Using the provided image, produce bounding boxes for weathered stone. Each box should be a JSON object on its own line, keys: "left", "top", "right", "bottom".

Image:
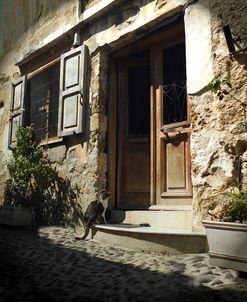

{"left": 90, "top": 113, "right": 107, "bottom": 132}
{"left": 190, "top": 0, "right": 247, "bottom": 230}
{"left": 48, "top": 145, "right": 66, "bottom": 163}
{"left": 224, "top": 271, "right": 234, "bottom": 280}
{"left": 197, "top": 274, "right": 212, "bottom": 284}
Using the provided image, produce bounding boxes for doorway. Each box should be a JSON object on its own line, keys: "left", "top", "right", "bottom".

{"left": 109, "top": 22, "right": 192, "bottom": 210}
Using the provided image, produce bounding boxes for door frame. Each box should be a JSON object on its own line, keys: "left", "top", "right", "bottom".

{"left": 107, "top": 19, "right": 189, "bottom": 210}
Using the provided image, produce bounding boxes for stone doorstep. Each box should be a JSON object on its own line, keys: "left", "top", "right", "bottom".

{"left": 91, "top": 224, "right": 208, "bottom": 255}
{"left": 93, "top": 224, "right": 206, "bottom": 236}
{"left": 111, "top": 209, "right": 192, "bottom": 230}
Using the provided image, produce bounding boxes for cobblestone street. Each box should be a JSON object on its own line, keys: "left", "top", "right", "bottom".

{"left": 0, "top": 226, "right": 246, "bottom": 302}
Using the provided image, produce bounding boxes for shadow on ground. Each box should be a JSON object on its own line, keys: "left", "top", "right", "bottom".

{"left": 0, "top": 226, "right": 246, "bottom": 302}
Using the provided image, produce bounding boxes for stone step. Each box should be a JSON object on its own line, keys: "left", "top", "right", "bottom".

{"left": 111, "top": 208, "right": 192, "bottom": 230}
{"left": 91, "top": 223, "right": 208, "bottom": 255}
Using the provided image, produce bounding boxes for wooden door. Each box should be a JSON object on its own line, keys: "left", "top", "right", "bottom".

{"left": 117, "top": 51, "right": 151, "bottom": 209}
{"left": 154, "top": 40, "right": 192, "bottom": 206}
{"left": 114, "top": 30, "right": 192, "bottom": 209}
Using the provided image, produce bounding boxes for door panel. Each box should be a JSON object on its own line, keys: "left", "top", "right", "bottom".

{"left": 155, "top": 40, "right": 192, "bottom": 205}
{"left": 167, "top": 139, "right": 186, "bottom": 190}
{"left": 117, "top": 51, "right": 151, "bottom": 209}
{"left": 161, "top": 133, "right": 191, "bottom": 195}
{"left": 126, "top": 142, "right": 150, "bottom": 193}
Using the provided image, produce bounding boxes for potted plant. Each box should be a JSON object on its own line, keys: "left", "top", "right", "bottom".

{"left": 202, "top": 192, "right": 247, "bottom": 272}
{"left": 202, "top": 78, "right": 247, "bottom": 272}
{"left": 0, "top": 126, "right": 59, "bottom": 226}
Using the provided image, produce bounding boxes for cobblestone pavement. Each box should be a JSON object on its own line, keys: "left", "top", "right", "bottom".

{"left": 0, "top": 226, "right": 246, "bottom": 302}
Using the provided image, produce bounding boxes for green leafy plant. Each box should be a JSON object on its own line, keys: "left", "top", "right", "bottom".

{"left": 4, "top": 126, "right": 84, "bottom": 226}
{"left": 4, "top": 126, "right": 58, "bottom": 208}
{"left": 224, "top": 193, "right": 247, "bottom": 223}
{"left": 209, "top": 193, "right": 247, "bottom": 223}
{"left": 208, "top": 78, "right": 232, "bottom": 100}
{"left": 209, "top": 78, "right": 247, "bottom": 130}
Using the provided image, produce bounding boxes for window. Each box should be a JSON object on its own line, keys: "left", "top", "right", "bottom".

{"left": 8, "top": 45, "right": 88, "bottom": 147}
{"left": 127, "top": 52, "right": 150, "bottom": 136}
{"left": 27, "top": 62, "right": 60, "bottom": 142}
{"left": 163, "top": 41, "right": 187, "bottom": 125}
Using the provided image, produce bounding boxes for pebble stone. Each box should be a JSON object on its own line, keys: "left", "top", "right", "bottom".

{"left": 0, "top": 226, "right": 246, "bottom": 302}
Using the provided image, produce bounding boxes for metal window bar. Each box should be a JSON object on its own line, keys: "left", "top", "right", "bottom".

{"left": 29, "top": 65, "right": 60, "bottom": 141}
{"left": 163, "top": 81, "right": 187, "bottom": 124}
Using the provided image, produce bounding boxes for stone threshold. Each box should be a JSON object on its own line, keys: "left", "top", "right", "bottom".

{"left": 93, "top": 224, "right": 206, "bottom": 236}
{"left": 91, "top": 223, "right": 208, "bottom": 254}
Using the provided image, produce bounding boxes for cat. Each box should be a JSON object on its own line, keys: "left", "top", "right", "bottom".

{"left": 84, "top": 200, "right": 105, "bottom": 226}
{"left": 75, "top": 190, "right": 110, "bottom": 240}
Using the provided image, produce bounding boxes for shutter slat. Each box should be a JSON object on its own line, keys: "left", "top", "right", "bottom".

{"left": 8, "top": 76, "right": 27, "bottom": 148}
{"left": 58, "top": 45, "right": 87, "bottom": 137}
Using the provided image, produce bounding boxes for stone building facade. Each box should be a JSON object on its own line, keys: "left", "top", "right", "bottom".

{"left": 0, "top": 0, "right": 246, "bottom": 237}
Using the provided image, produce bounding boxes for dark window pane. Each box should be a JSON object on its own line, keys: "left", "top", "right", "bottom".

{"left": 27, "top": 63, "right": 60, "bottom": 141}
{"left": 163, "top": 42, "right": 187, "bottom": 125}
{"left": 128, "top": 60, "right": 150, "bottom": 136}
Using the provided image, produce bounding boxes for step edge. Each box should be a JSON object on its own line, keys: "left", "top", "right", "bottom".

{"left": 93, "top": 224, "right": 206, "bottom": 236}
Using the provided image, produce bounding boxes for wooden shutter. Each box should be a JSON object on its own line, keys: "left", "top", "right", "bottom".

{"left": 58, "top": 45, "right": 87, "bottom": 137}
{"left": 8, "top": 76, "right": 27, "bottom": 148}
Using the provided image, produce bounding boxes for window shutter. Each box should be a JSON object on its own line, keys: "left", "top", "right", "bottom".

{"left": 58, "top": 45, "right": 88, "bottom": 137}
{"left": 8, "top": 76, "right": 27, "bottom": 148}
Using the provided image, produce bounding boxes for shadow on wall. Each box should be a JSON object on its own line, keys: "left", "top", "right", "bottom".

{"left": 0, "top": 0, "right": 74, "bottom": 60}
{"left": 4, "top": 175, "right": 84, "bottom": 228}
{"left": 0, "top": 227, "right": 246, "bottom": 301}
{"left": 34, "top": 177, "right": 84, "bottom": 227}
{"left": 210, "top": 1, "right": 247, "bottom": 69}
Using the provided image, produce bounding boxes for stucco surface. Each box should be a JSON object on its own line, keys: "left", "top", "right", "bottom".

{"left": 185, "top": 0, "right": 214, "bottom": 94}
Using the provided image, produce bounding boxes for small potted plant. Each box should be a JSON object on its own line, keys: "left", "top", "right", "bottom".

{"left": 202, "top": 192, "right": 247, "bottom": 272}
{"left": 0, "top": 126, "right": 59, "bottom": 226}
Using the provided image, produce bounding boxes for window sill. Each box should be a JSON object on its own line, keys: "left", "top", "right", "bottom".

{"left": 39, "top": 137, "right": 63, "bottom": 146}
{"left": 161, "top": 121, "right": 191, "bottom": 134}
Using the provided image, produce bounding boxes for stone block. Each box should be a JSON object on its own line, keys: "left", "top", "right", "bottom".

{"left": 48, "top": 145, "right": 66, "bottom": 163}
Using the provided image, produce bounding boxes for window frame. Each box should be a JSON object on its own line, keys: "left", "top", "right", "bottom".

{"left": 8, "top": 45, "right": 88, "bottom": 148}
{"left": 27, "top": 57, "right": 63, "bottom": 145}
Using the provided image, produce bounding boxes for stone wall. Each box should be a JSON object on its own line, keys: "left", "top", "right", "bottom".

{"left": 0, "top": 0, "right": 188, "bottom": 218}
{"left": 0, "top": 0, "right": 79, "bottom": 201}
{"left": 0, "top": 0, "right": 246, "bottom": 230}
{"left": 190, "top": 0, "right": 247, "bottom": 230}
